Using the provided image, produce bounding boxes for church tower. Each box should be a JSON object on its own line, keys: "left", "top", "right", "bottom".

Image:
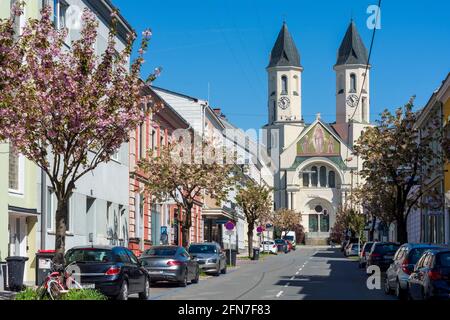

{"left": 267, "top": 22, "right": 303, "bottom": 124}
{"left": 265, "top": 22, "right": 304, "bottom": 152}
{"left": 334, "top": 21, "right": 371, "bottom": 145}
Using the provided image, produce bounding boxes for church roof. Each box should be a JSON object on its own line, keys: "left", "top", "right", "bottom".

{"left": 335, "top": 21, "right": 369, "bottom": 66}
{"left": 268, "top": 22, "right": 301, "bottom": 68}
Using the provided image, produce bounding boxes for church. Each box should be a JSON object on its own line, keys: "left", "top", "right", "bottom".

{"left": 263, "top": 21, "right": 372, "bottom": 245}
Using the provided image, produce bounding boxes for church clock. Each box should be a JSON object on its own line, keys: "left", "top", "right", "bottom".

{"left": 346, "top": 94, "right": 359, "bottom": 108}
{"left": 278, "top": 97, "right": 290, "bottom": 110}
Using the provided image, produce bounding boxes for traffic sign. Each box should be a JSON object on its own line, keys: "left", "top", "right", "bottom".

{"left": 225, "top": 221, "right": 235, "bottom": 231}
{"left": 257, "top": 226, "right": 265, "bottom": 233}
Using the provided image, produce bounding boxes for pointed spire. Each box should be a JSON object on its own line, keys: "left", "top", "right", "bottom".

{"left": 335, "top": 21, "right": 369, "bottom": 66}
{"left": 268, "top": 22, "right": 301, "bottom": 68}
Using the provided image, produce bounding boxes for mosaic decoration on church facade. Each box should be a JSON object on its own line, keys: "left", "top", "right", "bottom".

{"left": 297, "top": 124, "right": 340, "bottom": 156}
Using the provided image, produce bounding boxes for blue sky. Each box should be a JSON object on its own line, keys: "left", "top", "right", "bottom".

{"left": 114, "top": 0, "right": 450, "bottom": 130}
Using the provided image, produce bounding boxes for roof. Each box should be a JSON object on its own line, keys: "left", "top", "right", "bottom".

{"left": 268, "top": 23, "right": 301, "bottom": 68}
{"left": 335, "top": 21, "right": 369, "bottom": 66}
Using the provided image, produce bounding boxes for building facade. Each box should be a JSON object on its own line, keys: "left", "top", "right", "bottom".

{"left": 36, "top": 0, "right": 132, "bottom": 254}
{"left": 264, "top": 22, "right": 371, "bottom": 245}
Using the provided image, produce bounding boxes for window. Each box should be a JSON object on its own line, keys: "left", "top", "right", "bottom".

{"left": 139, "top": 122, "right": 145, "bottom": 159}
{"left": 328, "top": 171, "right": 336, "bottom": 188}
{"left": 309, "top": 215, "right": 318, "bottom": 232}
{"left": 293, "top": 75, "right": 299, "bottom": 95}
{"left": 311, "top": 166, "right": 318, "bottom": 187}
{"left": 126, "top": 249, "right": 139, "bottom": 264}
{"left": 273, "top": 101, "right": 277, "bottom": 121}
{"left": 302, "top": 173, "right": 309, "bottom": 187}
{"left": 319, "top": 166, "right": 327, "bottom": 187}
{"left": 350, "top": 73, "right": 357, "bottom": 92}
{"left": 46, "top": 188, "right": 54, "bottom": 231}
{"left": 8, "top": 143, "right": 20, "bottom": 191}
{"left": 338, "top": 74, "right": 344, "bottom": 94}
{"left": 10, "top": 0, "right": 25, "bottom": 36}
{"left": 281, "top": 75, "right": 288, "bottom": 94}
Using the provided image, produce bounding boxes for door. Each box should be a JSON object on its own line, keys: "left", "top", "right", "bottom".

{"left": 126, "top": 249, "right": 145, "bottom": 293}
{"left": 8, "top": 216, "right": 26, "bottom": 257}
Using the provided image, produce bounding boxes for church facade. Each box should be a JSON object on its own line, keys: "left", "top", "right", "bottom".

{"left": 263, "top": 21, "right": 372, "bottom": 244}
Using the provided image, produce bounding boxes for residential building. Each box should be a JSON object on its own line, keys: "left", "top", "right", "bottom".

{"left": 128, "top": 85, "right": 197, "bottom": 255}
{"left": 263, "top": 22, "right": 371, "bottom": 245}
{"left": 0, "top": 0, "right": 43, "bottom": 284}
{"left": 410, "top": 72, "right": 450, "bottom": 245}
{"left": 36, "top": 0, "right": 133, "bottom": 254}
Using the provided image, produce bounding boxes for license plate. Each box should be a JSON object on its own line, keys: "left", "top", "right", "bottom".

{"left": 149, "top": 271, "right": 163, "bottom": 274}
{"left": 82, "top": 283, "right": 95, "bottom": 289}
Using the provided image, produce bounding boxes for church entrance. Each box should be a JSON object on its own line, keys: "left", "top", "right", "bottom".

{"left": 305, "top": 202, "right": 333, "bottom": 241}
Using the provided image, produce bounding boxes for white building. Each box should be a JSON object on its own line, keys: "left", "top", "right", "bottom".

{"left": 37, "top": 0, "right": 132, "bottom": 252}
{"left": 263, "top": 22, "right": 372, "bottom": 245}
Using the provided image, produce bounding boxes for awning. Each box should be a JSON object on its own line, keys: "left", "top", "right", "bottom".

{"left": 8, "top": 205, "right": 39, "bottom": 217}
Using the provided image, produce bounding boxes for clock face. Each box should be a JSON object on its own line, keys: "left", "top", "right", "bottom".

{"left": 278, "top": 97, "right": 290, "bottom": 110}
{"left": 346, "top": 94, "right": 359, "bottom": 108}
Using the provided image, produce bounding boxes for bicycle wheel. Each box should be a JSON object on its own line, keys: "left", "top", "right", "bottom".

{"left": 66, "top": 276, "right": 83, "bottom": 290}
{"left": 48, "top": 280, "right": 63, "bottom": 300}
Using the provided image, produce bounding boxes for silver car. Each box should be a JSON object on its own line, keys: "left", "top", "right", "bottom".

{"left": 188, "top": 242, "right": 227, "bottom": 276}
{"left": 384, "top": 243, "right": 442, "bottom": 299}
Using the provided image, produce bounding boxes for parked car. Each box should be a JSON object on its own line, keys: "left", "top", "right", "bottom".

{"left": 345, "top": 243, "right": 360, "bottom": 257}
{"left": 359, "top": 242, "right": 374, "bottom": 268}
{"left": 188, "top": 242, "right": 227, "bottom": 276}
{"left": 408, "top": 248, "right": 450, "bottom": 300}
{"left": 385, "top": 243, "right": 443, "bottom": 299}
{"left": 139, "top": 245, "right": 199, "bottom": 287}
{"left": 274, "top": 239, "right": 289, "bottom": 253}
{"left": 366, "top": 242, "right": 400, "bottom": 272}
{"left": 260, "top": 241, "right": 278, "bottom": 254}
{"left": 64, "top": 245, "right": 150, "bottom": 300}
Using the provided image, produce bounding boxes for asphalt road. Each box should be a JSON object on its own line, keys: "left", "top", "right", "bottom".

{"left": 139, "top": 247, "right": 395, "bottom": 300}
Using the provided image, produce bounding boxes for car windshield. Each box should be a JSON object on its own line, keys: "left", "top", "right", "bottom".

{"left": 188, "top": 245, "right": 217, "bottom": 254}
{"left": 144, "top": 247, "right": 177, "bottom": 256}
{"left": 65, "top": 249, "right": 114, "bottom": 264}
{"left": 283, "top": 236, "right": 294, "bottom": 241}
{"left": 376, "top": 244, "right": 400, "bottom": 254}
{"left": 437, "top": 252, "right": 450, "bottom": 267}
{"left": 275, "top": 240, "right": 285, "bottom": 244}
{"left": 351, "top": 244, "right": 359, "bottom": 249}
{"left": 409, "top": 248, "right": 439, "bottom": 264}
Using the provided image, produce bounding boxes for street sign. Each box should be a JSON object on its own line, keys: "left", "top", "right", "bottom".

{"left": 225, "top": 221, "right": 235, "bottom": 231}
{"left": 225, "top": 230, "right": 234, "bottom": 236}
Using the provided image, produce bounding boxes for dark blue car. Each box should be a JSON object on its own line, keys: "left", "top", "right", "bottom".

{"left": 408, "top": 248, "right": 450, "bottom": 300}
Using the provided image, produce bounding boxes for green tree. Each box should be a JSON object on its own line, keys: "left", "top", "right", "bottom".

{"left": 235, "top": 179, "right": 272, "bottom": 258}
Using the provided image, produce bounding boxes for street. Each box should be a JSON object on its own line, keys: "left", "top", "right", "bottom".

{"left": 142, "top": 247, "right": 395, "bottom": 300}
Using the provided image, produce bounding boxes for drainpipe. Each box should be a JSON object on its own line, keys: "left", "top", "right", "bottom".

{"left": 40, "top": 168, "right": 46, "bottom": 250}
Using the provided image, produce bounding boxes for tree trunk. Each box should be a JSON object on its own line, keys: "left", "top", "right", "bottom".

{"left": 396, "top": 215, "right": 408, "bottom": 244}
{"left": 247, "top": 222, "right": 254, "bottom": 258}
{"left": 53, "top": 197, "right": 70, "bottom": 265}
{"left": 181, "top": 202, "right": 193, "bottom": 248}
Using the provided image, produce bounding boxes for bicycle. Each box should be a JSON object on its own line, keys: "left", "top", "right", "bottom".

{"left": 39, "top": 261, "right": 83, "bottom": 300}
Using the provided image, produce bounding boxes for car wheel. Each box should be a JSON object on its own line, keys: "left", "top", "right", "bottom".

{"left": 384, "top": 277, "right": 392, "bottom": 295}
{"left": 116, "top": 280, "right": 129, "bottom": 301}
{"left": 395, "top": 280, "right": 406, "bottom": 300}
{"left": 139, "top": 277, "right": 150, "bottom": 300}
{"left": 191, "top": 268, "right": 200, "bottom": 284}
{"left": 179, "top": 270, "right": 188, "bottom": 287}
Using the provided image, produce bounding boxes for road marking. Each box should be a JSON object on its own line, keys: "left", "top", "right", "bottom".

{"left": 276, "top": 291, "right": 283, "bottom": 298}
{"left": 290, "top": 276, "right": 295, "bottom": 280}
{"left": 284, "top": 283, "right": 290, "bottom": 288}
{"left": 295, "top": 271, "right": 300, "bottom": 275}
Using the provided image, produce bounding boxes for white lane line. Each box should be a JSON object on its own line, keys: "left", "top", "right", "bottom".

{"left": 290, "top": 276, "right": 295, "bottom": 280}
{"left": 276, "top": 291, "right": 284, "bottom": 298}
{"left": 295, "top": 271, "right": 300, "bottom": 275}
{"left": 284, "top": 283, "right": 290, "bottom": 288}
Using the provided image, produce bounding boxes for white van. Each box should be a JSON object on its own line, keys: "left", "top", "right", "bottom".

{"left": 282, "top": 231, "right": 296, "bottom": 250}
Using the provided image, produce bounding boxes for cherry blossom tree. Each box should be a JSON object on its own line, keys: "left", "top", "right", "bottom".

{"left": 271, "top": 209, "right": 301, "bottom": 242}
{"left": 138, "top": 141, "right": 236, "bottom": 247}
{"left": 0, "top": 4, "right": 157, "bottom": 263}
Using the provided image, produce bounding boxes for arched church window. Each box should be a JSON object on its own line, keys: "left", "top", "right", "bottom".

{"left": 281, "top": 75, "right": 288, "bottom": 94}
{"left": 350, "top": 73, "right": 357, "bottom": 93}
{"left": 362, "top": 97, "right": 367, "bottom": 123}
{"left": 311, "top": 166, "right": 318, "bottom": 187}
{"left": 319, "top": 166, "right": 327, "bottom": 187}
{"left": 328, "top": 171, "right": 336, "bottom": 188}
{"left": 293, "top": 75, "right": 299, "bottom": 95}
{"left": 303, "top": 173, "right": 309, "bottom": 187}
